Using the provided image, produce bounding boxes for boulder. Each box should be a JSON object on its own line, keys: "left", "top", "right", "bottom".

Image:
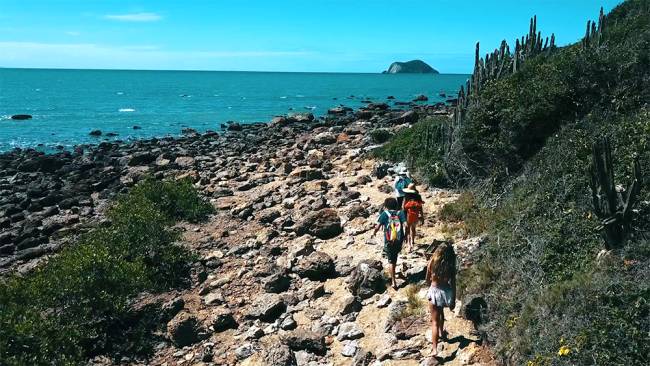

{"left": 289, "top": 167, "right": 325, "bottom": 181}
{"left": 338, "top": 293, "right": 363, "bottom": 315}
{"left": 227, "top": 122, "right": 243, "bottom": 131}
{"left": 89, "top": 129, "right": 102, "bottom": 136}
{"left": 263, "top": 272, "right": 292, "bottom": 293}
{"left": 347, "top": 260, "right": 386, "bottom": 299}
{"left": 282, "top": 328, "right": 327, "bottom": 355}
{"left": 312, "top": 132, "right": 337, "bottom": 145}
{"left": 264, "top": 345, "right": 297, "bottom": 366}
{"left": 246, "top": 293, "right": 286, "bottom": 322}
{"left": 292, "top": 251, "right": 335, "bottom": 281}
{"left": 127, "top": 152, "right": 155, "bottom": 166}
{"left": 167, "top": 312, "right": 200, "bottom": 347}
{"left": 210, "top": 307, "right": 237, "bottom": 332}
{"left": 293, "top": 208, "right": 342, "bottom": 239}
{"left": 413, "top": 94, "right": 429, "bottom": 102}
{"left": 337, "top": 322, "right": 364, "bottom": 341}
{"left": 10, "top": 114, "right": 32, "bottom": 120}
{"left": 462, "top": 294, "right": 488, "bottom": 326}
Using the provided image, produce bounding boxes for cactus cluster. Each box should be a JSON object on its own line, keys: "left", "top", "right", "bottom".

{"left": 583, "top": 7, "right": 606, "bottom": 48}
{"left": 453, "top": 15, "right": 557, "bottom": 128}
{"left": 589, "top": 137, "right": 642, "bottom": 250}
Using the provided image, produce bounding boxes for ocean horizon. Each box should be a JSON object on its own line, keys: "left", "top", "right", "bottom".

{"left": 0, "top": 68, "right": 468, "bottom": 152}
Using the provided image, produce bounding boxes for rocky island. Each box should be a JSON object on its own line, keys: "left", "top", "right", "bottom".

{"left": 382, "top": 60, "right": 439, "bottom": 74}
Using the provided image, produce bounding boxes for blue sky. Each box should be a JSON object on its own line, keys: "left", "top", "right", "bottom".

{"left": 0, "top": 0, "right": 624, "bottom": 73}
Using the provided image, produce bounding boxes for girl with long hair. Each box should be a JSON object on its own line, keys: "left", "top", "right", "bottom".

{"left": 425, "top": 243, "right": 457, "bottom": 356}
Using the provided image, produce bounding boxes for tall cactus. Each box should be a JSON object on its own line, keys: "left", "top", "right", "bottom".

{"left": 589, "top": 138, "right": 643, "bottom": 249}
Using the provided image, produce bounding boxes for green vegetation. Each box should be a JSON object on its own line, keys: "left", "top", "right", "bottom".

{"left": 369, "top": 128, "right": 393, "bottom": 144}
{"left": 374, "top": 117, "right": 448, "bottom": 185}
{"left": 379, "top": 1, "right": 650, "bottom": 365}
{"left": 0, "top": 178, "right": 213, "bottom": 365}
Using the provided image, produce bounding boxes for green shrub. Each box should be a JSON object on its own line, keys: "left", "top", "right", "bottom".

{"left": 374, "top": 117, "right": 448, "bottom": 186}
{"left": 0, "top": 178, "right": 205, "bottom": 364}
{"left": 370, "top": 129, "right": 392, "bottom": 144}
{"left": 129, "top": 177, "right": 214, "bottom": 223}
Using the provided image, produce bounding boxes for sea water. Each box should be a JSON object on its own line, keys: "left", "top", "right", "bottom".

{"left": 0, "top": 68, "right": 468, "bottom": 151}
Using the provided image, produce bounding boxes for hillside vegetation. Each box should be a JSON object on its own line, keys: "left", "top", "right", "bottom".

{"left": 377, "top": 1, "right": 650, "bottom": 365}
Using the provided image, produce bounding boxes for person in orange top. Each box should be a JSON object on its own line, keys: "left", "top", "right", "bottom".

{"left": 402, "top": 183, "right": 424, "bottom": 252}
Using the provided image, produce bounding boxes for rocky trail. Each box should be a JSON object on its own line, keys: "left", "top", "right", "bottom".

{"left": 143, "top": 153, "right": 495, "bottom": 365}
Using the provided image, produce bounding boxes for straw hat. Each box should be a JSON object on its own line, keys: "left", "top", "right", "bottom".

{"left": 402, "top": 183, "right": 418, "bottom": 194}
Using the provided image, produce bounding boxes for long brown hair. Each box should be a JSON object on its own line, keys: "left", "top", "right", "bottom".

{"left": 427, "top": 243, "right": 456, "bottom": 282}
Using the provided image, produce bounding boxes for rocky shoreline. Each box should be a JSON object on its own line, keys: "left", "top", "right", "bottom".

{"left": 0, "top": 102, "right": 447, "bottom": 274}
{"left": 1, "top": 100, "right": 492, "bottom": 366}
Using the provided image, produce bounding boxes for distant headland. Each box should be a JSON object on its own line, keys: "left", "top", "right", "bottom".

{"left": 382, "top": 60, "right": 439, "bottom": 74}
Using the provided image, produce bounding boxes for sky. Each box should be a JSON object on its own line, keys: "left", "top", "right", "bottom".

{"left": 0, "top": 0, "right": 625, "bottom": 73}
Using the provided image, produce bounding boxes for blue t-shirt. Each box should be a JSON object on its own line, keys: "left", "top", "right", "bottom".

{"left": 377, "top": 210, "right": 407, "bottom": 243}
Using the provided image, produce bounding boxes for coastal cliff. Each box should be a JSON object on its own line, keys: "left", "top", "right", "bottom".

{"left": 383, "top": 60, "right": 439, "bottom": 74}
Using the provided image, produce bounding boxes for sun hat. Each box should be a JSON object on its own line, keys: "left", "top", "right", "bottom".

{"left": 402, "top": 183, "right": 418, "bottom": 194}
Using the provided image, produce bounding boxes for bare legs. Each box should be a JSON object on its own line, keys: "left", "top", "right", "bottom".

{"left": 388, "top": 262, "right": 397, "bottom": 288}
{"left": 408, "top": 222, "right": 417, "bottom": 251}
{"left": 429, "top": 303, "right": 445, "bottom": 355}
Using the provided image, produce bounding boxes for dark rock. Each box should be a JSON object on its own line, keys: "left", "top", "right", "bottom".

{"left": 282, "top": 328, "right": 327, "bottom": 355}
{"left": 89, "top": 130, "right": 102, "bottom": 136}
{"left": 293, "top": 251, "right": 335, "bottom": 281}
{"left": 0, "top": 244, "right": 15, "bottom": 255}
{"left": 413, "top": 94, "right": 429, "bottom": 102}
{"left": 353, "top": 351, "right": 376, "bottom": 366}
{"left": 11, "top": 114, "right": 32, "bottom": 120}
{"left": 161, "top": 297, "right": 185, "bottom": 321}
{"left": 293, "top": 208, "right": 342, "bottom": 239}
{"left": 167, "top": 312, "right": 201, "bottom": 347}
{"left": 227, "top": 122, "right": 243, "bottom": 131}
{"left": 462, "top": 294, "right": 488, "bottom": 326}
{"left": 328, "top": 106, "right": 352, "bottom": 115}
{"left": 16, "top": 245, "right": 51, "bottom": 261}
{"left": 347, "top": 260, "right": 386, "bottom": 299}
{"left": 128, "top": 152, "right": 155, "bottom": 166}
{"left": 17, "top": 237, "right": 40, "bottom": 250}
{"left": 263, "top": 272, "right": 292, "bottom": 293}
{"left": 210, "top": 307, "right": 237, "bottom": 332}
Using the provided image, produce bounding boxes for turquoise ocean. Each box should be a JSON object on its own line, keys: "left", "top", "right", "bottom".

{"left": 0, "top": 68, "right": 468, "bottom": 152}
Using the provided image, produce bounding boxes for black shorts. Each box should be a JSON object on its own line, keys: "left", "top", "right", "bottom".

{"left": 397, "top": 196, "right": 404, "bottom": 208}
{"left": 383, "top": 240, "right": 403, "bottom": 264}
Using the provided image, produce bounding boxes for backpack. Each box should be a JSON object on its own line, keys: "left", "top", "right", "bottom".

{"left": 384, "top": 210, "right": 404, "bottom": 244}
{"left": 395, "top": 177, "right": 411, "bottom": 193}
{"left": 404, "top": 200, "right": 423, "bottom": 222}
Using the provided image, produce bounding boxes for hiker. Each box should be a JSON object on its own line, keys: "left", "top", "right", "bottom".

{"left": 425, "top": 243, "right": 457, "bottom": 356}
{"left": 393, "top": 168, "right": 412, "bottom": 208}
{"left": 373, "top": 197, "right": 407, "bottom": 289}
{"left": 402, "top": 183, "right": 424, "bottom": 252}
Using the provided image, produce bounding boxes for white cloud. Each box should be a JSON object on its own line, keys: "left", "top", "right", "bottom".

{"left": 104, "top": 12, "right": 162, "bottom": 22}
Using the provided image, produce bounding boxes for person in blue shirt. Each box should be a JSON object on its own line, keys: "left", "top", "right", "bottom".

{"left": 373, "top": 197, "right": 408, "bottom": 289}
{"left": 394, "top": 168, "right": 413, "bottom": 208}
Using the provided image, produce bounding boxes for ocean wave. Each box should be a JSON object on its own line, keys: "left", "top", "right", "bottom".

{"left": 119, "top": 108, "right": 135, "bottom": 112}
